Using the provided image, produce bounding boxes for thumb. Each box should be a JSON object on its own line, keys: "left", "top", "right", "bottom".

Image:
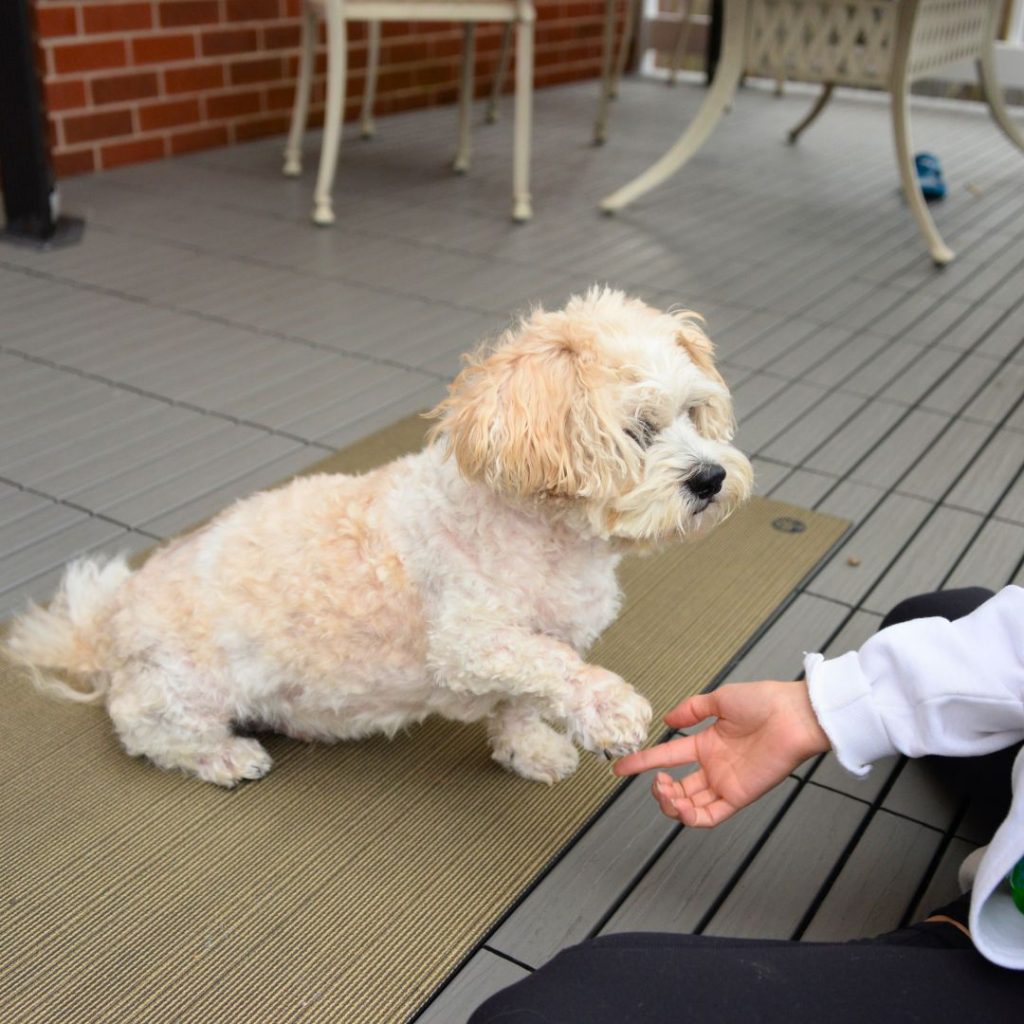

{"left": 664, "top": 691, "right": 719, "bottom": 729}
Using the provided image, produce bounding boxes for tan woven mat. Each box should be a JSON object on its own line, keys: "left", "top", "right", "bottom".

{"left": 0, "top": 413, "right": 848, "bottom": 1024}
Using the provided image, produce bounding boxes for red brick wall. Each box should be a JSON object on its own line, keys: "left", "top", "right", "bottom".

{"left": 33, "top": 0, "right": 623, "bottom": 178}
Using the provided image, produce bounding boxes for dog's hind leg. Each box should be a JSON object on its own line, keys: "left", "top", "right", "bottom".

{"left": 487, "top": 702, "right": 579, "bottom": 784}
{"left": 107, "top": 667, "right": 272, "bottom": 787}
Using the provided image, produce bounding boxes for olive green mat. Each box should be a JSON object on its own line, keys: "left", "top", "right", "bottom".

{"left": 0, "top": 413, "right": 848, "bottom": 1024}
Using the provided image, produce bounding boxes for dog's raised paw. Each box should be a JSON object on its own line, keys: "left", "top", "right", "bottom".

{"left": 568, "top": 666, "right": 652, "bottom": 759}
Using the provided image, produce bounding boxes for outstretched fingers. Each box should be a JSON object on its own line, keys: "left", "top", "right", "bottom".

{"left": 613, "top": 733, "right": 698, "bottom": 776}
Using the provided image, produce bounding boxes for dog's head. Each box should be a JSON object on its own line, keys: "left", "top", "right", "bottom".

{"left": 427, "top": 287, "right": 753, "bottom": 544}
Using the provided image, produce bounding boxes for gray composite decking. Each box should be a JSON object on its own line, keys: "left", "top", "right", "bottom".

{"left": 1, "top": 75, "right": 1022, "bottom": 1023}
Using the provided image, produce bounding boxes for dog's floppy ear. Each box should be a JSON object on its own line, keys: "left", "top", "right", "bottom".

{"left": 427, "top": 316, "right": 623, "bottom": 498}
{"left": 673, "top": 314, "right": 736, "bottom": 442}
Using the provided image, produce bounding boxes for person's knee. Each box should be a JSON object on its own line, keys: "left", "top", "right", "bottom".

{"left": 880, "top": 587, "right": 995, "bottom": 631}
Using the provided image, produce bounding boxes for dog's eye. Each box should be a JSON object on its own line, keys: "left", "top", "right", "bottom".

{"left": 626, "top": 417, "right": 657, "bottom": 448}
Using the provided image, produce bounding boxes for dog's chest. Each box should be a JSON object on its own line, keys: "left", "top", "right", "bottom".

{"left": 389, "top": 451, "right": 623, "bottom": 650}
{"left": 513, "top": 541, "right": 621, "bottom": 650}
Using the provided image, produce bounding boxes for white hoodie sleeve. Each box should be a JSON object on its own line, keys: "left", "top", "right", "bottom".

{"left": 804, "top": 586, "right": 1024, "bottom": 776}
{"left": 804, "top": 585, "right": 1024, "bottom": 969}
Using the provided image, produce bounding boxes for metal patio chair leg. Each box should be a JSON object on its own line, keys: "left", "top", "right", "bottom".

{"left": 977, "top": 45, "right": 1024, "bottom": 155}
{"left": 600, "top": 0, "right": 744, "bottom": 212}
{"left": 610, "top": 0, "right": 638, "bottom": 99}
{"left": 787, "top": 82, "right": 835, "bottom": 144}
{"left": 512, "top": 4, "right": 534, "bottom": 220}
{"left": 454, "top": 23, "right": 477, "bottom": 173}
{"left": 594, "top": 0, "right": 618, "bottom": 144}
{"left": 312, "top": 0, "right": 347, "bottom": 225}
{"left": 360, "top": 21, "right": 381, "bottom": 139}
{"left": 486, "top": 23, "right": 514, "bottom": 123}
{"left": 890, "top": 57, "right": 954, "bottom": 265}
{"left": 283, "top": 2, "right": 318, "bottom": 176}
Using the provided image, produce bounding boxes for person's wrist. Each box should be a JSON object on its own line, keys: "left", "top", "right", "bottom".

{"left": 789, "top": 680, "right": 831, "bottom": 760}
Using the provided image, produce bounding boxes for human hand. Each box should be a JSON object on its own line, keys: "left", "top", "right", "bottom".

{"left": 613, "top": 680, "right": 831, "bottom": 827}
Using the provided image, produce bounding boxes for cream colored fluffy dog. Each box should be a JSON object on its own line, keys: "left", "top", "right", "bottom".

{"left": 7, "top": 288, "right": 752, "bottom": 787}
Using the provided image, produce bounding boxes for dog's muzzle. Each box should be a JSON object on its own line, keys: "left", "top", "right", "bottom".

{"left": 684, "top": 463, "right": 726, "bottom": 503}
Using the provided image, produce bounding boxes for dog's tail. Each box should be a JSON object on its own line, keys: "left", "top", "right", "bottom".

{"left": 3, "top": 555, "right": 132, "bottom": 704}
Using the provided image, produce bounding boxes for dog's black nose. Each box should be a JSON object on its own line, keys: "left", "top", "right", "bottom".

{"left": 686, "top": 464, "right": 726, "bottom": 501}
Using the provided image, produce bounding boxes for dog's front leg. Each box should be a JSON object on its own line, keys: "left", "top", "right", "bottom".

{"left": 428, "top": 622, "right": 652, "bottom": 778}
{"left": 487, "top": 701, "right": 579, "bottom": 784}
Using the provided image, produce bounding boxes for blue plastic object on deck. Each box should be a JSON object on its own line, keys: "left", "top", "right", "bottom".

{"left": 915, "top": 152, "right": 947, "bottom": 200}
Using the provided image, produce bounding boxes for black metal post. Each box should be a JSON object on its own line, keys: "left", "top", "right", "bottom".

{"left": 0, "top": 0, "right": 83, "bottom": 247}
{"left": 706, "top": 0, "right": 723, "bottom": 84}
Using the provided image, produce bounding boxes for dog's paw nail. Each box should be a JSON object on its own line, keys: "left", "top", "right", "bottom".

{"left": 603, "top": 744, "right": 637, "bottom": 759}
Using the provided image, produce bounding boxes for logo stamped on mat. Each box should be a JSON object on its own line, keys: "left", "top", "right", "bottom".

{"left": 772, "top": 517, "right": 807, "bottom": 534}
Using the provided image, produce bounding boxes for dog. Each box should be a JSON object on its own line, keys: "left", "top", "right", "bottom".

{"left": 5, "top": 288, "right": 753, "bottom": 787}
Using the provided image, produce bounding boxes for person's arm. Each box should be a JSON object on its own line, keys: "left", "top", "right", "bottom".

{"left": 616, "top": 586, "right": 1024, "bottom": 827}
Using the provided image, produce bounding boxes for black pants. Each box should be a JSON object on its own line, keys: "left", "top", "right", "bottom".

{"left": 881, "top": 588, "right": 1017, "bottom": 828}
{"left": 470, "top": 588, "right": 1024, "bottom": 1024}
